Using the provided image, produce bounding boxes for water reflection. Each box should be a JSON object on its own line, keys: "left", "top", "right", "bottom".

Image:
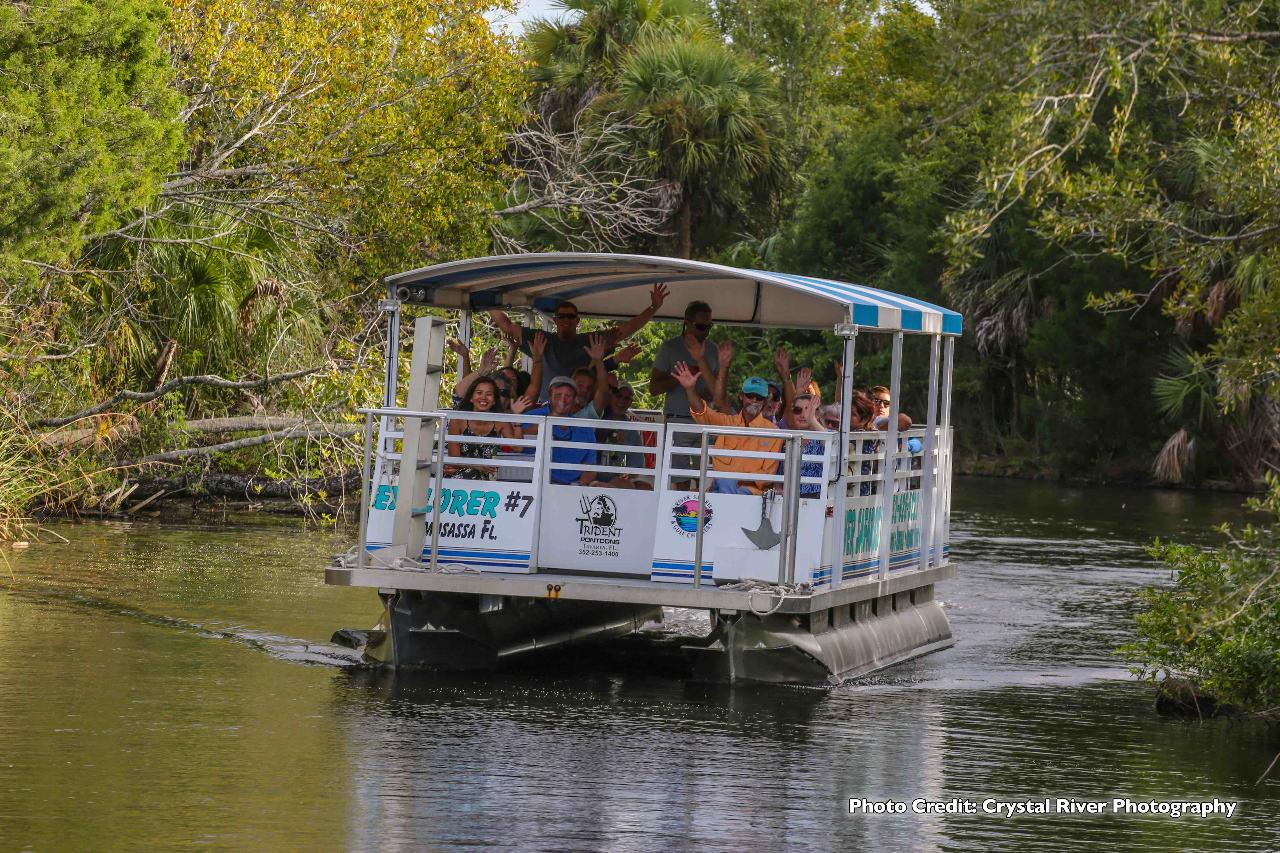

{"left": 335, "top": 668, "right": 832, "bottom": 851}
{"left": 0, "top": 478, "right": 1276, "bottom": 851}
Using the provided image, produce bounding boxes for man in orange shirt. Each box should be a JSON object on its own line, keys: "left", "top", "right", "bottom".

{"left": 671, "top": 362, "right": 782, "bottom": 495}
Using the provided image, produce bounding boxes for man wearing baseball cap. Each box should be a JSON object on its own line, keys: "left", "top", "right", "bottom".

{"left": 517, "top": 336, "right": 610, "bottom": 485}
{"left": 670, "top": 366, "right": 782, "bottom": 495}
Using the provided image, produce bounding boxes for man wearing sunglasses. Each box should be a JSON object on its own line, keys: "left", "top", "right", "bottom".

{"left": 869, "top": 384, "right": 915, "bottom": 431}
{"left": 489, "top": 283, "right": 668, "bottom": 401}
{"left": 649, "top": 300, "right": 719, "bottom": 419}
{"left": 671, "top": 364, "right": 782, "bottom": 495}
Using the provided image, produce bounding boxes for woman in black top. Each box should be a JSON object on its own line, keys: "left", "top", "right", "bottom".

{"left": 446, "top": 377, "right": 524, "bottom": 480}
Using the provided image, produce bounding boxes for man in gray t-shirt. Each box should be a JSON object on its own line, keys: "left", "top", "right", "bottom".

{"left": 489, "top": 284, "right": 667, "bottom": 401}
{"left": 650, "top": 300, "right": 719, "bottom": 417}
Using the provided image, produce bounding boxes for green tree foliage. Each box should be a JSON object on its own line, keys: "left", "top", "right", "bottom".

{"left": 1124, "top": 478, "right": 1280, "bottom": 717}
{"left": 164, "top": 0, "right": 527, "bottom": 275}
{"left": 526, "top": 0, "right": 707, "bottom": 112}
{"left": 0, "top": 0, "right": 184, "bottom": 282}
{"left": 2, "top": 0, "right": 531, "bottom": 524}
{"left": 15, "top": 0, "right": 529, "bottom": 406}
{"left": 603, "top": 36, "right": 783, "bottom": 256}
{"left": 519, "top": 0, "right": 785, "bottom": 257}
{"left": 939, "top": 0, "right": 1280, "bottom": 474}
{"left": 781, "top": 2, "right": 1205, "bottom": 481}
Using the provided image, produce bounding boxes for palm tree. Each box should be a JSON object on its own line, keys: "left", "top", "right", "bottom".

{"left": 77, "top": 203, "right": 323, "bottom": 404}
{"left": 604, "top": 36, "right": 784, "bottom": 257}
{"left": 525, "top": 0, "right": 708, "bottom": 123}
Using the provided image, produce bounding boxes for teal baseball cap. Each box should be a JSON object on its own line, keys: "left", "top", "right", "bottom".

{"left": 741, "top": 376, "right": 769, "bottom": 397}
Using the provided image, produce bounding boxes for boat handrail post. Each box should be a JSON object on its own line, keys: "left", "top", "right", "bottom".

{"left": 427, "top": 415, "right": 447, "bottom": 572}
{"left": 526, "top": 419, "right": 550, "bottom": 571}
{"left": 919, "top": 333, "right": 941, "bottom": 572}
{"left": 378, "top": 292, "right": 402, "bottom": 496}
{"left": 877, "top": 331, "right": 904, "bottom": 579}
{"left": 357, "top": 409, "right": 375, "bottom": 571}
{"left": 780, "top": 434, "right": 803, "bottom": 585}
{"left": 692, "top": 429, "right": 711, "bottom": 588}
{"left": 391, "top": 314, "right": 447, "bottom": 563}
{"left": 832, "top": 322, "right": 857, "bottom": 589}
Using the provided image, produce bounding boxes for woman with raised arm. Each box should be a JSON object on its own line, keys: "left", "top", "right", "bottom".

{"left": 452, "top": 345, "right": 499, "bottom": 404}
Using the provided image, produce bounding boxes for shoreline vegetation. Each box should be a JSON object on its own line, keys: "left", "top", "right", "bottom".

{"left": 18, "top": 463, "right": 1272, "bottom": 528}
{"left": 2, "top": 0, "right": 1277, "bottom": 719}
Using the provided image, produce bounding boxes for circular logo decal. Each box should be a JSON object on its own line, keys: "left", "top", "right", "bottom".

{"left": 670, "top": 496, "right": 713, "bottom": 536}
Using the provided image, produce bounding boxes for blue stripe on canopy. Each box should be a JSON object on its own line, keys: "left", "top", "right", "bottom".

{"left": 385, "top": 253, "right": 963, "bottom": 336}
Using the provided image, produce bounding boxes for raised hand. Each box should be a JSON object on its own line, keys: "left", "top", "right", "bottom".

{"left": 795, "top": 366, "right": 813, "bottom": 394}
{"left": 615, "top": 341, "right": 642, "bottom": 364}
{"left": 716, "top": 339, "right": 734, "bottom": 364}
{"left": 773, "top": 347, "right": 791, "bottom": 378}
{"left": 585, "top": 332, "right": 607, "bottom": 363}
{"left": 446, "top": 337, "right": 468, "bottom": 358}
{"left": 510, "top": 394, "right": 535, "bottom": 415}
{"left": 671, "top": 361, "right": 699, "bottom": 390}
{"left": 477, "top": 347, "right": 498, "bottom": 374}
{"left": 530, "top": 331, "right": 547, "bottom": 360}
{"left": 650, "top": 282, "right": 669, "bottom": 310}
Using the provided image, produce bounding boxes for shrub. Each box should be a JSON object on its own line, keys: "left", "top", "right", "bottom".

{"left": 1124, "top": 477, "right": 1280, "bottom": 717}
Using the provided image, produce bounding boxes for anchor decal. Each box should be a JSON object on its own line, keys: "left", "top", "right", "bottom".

{"left": 741, "top": 490, "right": 781, "bottom": 550}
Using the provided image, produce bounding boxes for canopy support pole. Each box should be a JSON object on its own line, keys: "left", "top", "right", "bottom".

{"left": 918, "top": 335, "right": 941, "bottom": 572}
{"left": 877, "top": 332, "right": 904, "bottom": 579}
{"left": 831, "top": 324, "right": 857, "bottom": 590}
{"left": 936, "top": 337, "right": 955, "bottom": 562}
{"left": 381, "top": 290, "right": 401, "bottom": 409}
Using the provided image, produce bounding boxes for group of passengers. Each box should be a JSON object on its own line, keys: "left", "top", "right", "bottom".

{"left": 443, "top": 285, "right": 914, "bottom": 494}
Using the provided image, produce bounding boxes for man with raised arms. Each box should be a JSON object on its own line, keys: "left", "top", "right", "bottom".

{"left": 515, "top": 334, "right": 611, "bottom": 486}
{"left": 489, "top": 283, "right": 668, "bottom": 401}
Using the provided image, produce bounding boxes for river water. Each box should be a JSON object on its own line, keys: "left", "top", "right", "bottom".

{"left": 1, "top": 477, "right": 1276, "bottom": 851}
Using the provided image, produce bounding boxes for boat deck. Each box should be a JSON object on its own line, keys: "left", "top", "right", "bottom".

{"left": 326, "top": 562, "right": 953, "bottom": 615}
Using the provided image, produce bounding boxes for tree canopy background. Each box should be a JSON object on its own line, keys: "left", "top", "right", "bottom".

{"left": 1, "top": 0, "right": 1276, "bottom": 521}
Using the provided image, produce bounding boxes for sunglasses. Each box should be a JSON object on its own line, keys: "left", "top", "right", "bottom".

{"left": 693, "top": 322, "right": 712, "bottom": 331}
{"left": 824, "top": 419, "right": 840, "bottom": 428}
{"left": 743, "top": 393, "right": 765, "bottom": 402}
{"left": 791, "top": 405, "right": 805, "bottom": 414}
{"left": 873, "top": 398, "right": 891, "bottom": 407}
{"left": 555, "top": 313, "right": 579, "bottom": 321}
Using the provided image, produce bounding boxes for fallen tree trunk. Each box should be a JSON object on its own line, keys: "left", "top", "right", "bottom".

{"left": 127, "top": 422, "right": 362, "bottom": 465}
{"left": 53, "top": 469, "right": 364, "bottom": 516}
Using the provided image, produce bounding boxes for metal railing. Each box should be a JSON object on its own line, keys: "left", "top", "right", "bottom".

{"left": 353, "top": 406, "right": 947, "bottom": 586}
{"left": 662, "top": 423, "right": 833, "bottom": 588}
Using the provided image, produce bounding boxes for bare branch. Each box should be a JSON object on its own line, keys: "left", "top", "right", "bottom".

{"left": 35, "top": 366, "right": 328, "bottom": 428}
{"left": 493, "top": 109, "right": 677, "bottom": 252}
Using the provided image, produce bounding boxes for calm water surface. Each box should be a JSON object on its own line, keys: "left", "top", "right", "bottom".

{"left": 1, "top": 477, "right": 1276, "bottom": 851}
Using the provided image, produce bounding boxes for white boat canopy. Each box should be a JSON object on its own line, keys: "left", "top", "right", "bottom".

{"left": 387, "top": 253, "right": 963, "bottom": 336}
